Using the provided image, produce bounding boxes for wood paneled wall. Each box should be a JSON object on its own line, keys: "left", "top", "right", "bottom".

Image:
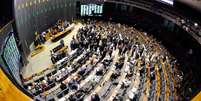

{"left": 0, "top": 68, "right": 32, "bottom": 101}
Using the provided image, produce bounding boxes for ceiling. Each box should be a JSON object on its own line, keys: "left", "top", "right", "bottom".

{"left": 176, "top": 0, "right": 201, "bottom": 12}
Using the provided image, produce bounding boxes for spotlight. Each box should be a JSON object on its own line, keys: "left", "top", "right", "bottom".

{"left": 194, "top": 23, "right": 198, "bottom": 27}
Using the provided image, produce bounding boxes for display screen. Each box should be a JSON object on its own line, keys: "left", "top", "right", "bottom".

{"left": 156, "top": 0, "right": 174, "bottom": 5}
{"left": 81, "top": 4, "right": 103, "bottom": 16}
{"left": 2, "top": 32, "right": 21, "bottom": 84}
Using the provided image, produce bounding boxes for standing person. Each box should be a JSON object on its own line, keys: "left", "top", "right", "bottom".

{"left": 50, "top": 50, "right": 56, "bottom": 64}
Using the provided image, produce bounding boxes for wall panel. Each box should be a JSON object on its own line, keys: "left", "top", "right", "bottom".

{"left": 0, "top": 68, "right": 32, "bottom": 101}
{"left": 14, "top": 0, "right": 77, "bottom": 57}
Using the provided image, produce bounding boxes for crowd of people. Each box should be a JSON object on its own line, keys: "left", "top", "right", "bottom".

{"left": 68, "top": 20, "right": 182, "bottom": 101}
{"left": 24, "top": 19, "right": 183, "bottom": 101}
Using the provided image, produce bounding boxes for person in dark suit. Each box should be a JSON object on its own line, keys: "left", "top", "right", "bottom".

{"left": 91, "top": 93, "right": 100, "bottom": 101}
{"left": 60, "top": 82, "right": 67, "bottom": 90}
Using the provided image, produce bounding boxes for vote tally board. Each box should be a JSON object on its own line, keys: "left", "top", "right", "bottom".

{"left": 81, "top": 4, "right": 103, "bottom": 16}
{"left": 2, "top": 33, "right": 21, "bottom": 84}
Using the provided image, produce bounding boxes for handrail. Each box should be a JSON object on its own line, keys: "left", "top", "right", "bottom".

{"left": 0, "top": 20, "right": 14, "bottom": 34}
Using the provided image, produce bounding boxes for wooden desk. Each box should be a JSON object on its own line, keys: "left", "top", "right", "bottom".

{"left": 31, "top": 45, "right": 45, "bottom": 57}
{"left": 45, "top": 32, "right": 51, "bottom": 41}
{"left": 160, "top": 60, "right": 170, "bottom": 101}
{"left": 155, "top": 64, "right": 161, "bottom": 101}
{"left": 143, "top": 63, "right": 151, "bottom": 101}
{"left": 57, "top": 46, "right": 68, "bottom": 54}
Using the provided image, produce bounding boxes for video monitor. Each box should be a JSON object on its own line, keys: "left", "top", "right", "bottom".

{"left": 81, "top": 4, "right": 103, "bottom": 16}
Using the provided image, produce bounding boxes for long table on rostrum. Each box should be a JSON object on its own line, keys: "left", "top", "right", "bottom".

{"left": 51, "top": 24, "right": 75, "bottom": 42}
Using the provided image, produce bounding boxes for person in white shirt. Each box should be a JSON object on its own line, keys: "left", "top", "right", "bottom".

{"left": 125, "top": 62, "right": 130, "bottom": 75}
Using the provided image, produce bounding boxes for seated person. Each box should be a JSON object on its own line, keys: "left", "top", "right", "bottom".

{"left": 64, "top": 20, "right": 70, "bottom": 28}
{"left": 111, "top": 71, "right": 120, "bottom": 80}
{"left": 75, "top": 75, "right": 82, "bottom": 83}
{"left": 60, "top": 82, "right": 67, "bottom": 90}
{"left": 115, "top": 62, "right": 124, "bottom": 70}
{"left": 91, "top": 93, "right": 100, "bottom": 101}
{"left": 51, "top": 27, "right": 58, "bottom": 35}
{"left": 78, "top": 66, "right": 87, "bottom": 76}
{"left": 68, "top": 79, "right": 78, "bottom": 90}
{"left": 130, "top": 57, "right": 136, "bottom": 65}
{"left": 55, "top": 75, "right": 61, "bottom": 82}
{"left": 61, "top": 68, "right": 67, "bottom": 75}
{"left": 58, "top": 25, "right": 64, "bottom": 32}
{"left": 103, "top": 59, "right": 112, "bottom": 66}
{"left": 66, "top": 65, "right": 73, "bottom": 73}
{"left": 121, "top": 79, "right": 131, "bottom": 88}
{"left": 34, "top": 83, "right": 42, "bottom": 95}
{"left": 41, "top": 80, "right": 48, "bottom": 89}
{"left": 105, "top": 53, "right": 112, "bottom": 61}
{"left": 96, "top": 68, "right": 103, "bottom": 76}
{"left": 47, "top": 76, "right": 54, "bottom": 84}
